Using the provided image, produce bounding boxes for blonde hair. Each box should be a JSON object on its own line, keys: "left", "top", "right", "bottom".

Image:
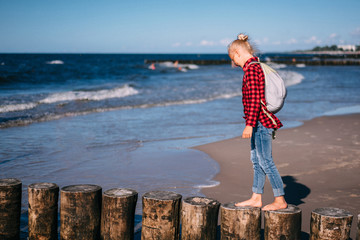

{"left": 228, "top": 33, "right": 256, "bottom": 56}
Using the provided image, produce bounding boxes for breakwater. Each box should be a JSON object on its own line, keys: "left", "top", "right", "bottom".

{"left": 145, "top": 52, "right": 360, "bottom": 65}
{"left": 1, "top": 178, "right": 359, "bottom": 240}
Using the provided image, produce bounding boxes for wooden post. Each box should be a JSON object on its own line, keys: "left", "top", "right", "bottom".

{"left": 0, "top": 178, "right": 22, "bottom": 240}
{"left": 101, "top": 188, "right": 138, "bottom": 240}
{"left": 28, "top": 183, "right": 59, "bottom": 240}
{"left": 220, "top": 203, "right": 261, "bottom": 240}
{"left": 141, "top": 191, "right": 182, "bottom": 240}
{"left": 310, "top": 207, "right": 353, "bottom": 240}
{"left": 181, "top": 196, "right": 220, "bottom": 240}
{"left": 264, "top": 204, "right": 302, "bottom": 240}
{"left": 60, "top": 184, "right": 102, "bottom": 240}
{"left": 357, "top": 213, "right": 360, "bottom": 240}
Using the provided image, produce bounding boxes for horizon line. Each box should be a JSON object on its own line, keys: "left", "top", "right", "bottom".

{"left": 0, "top": 51, "right": 294, "bottom": 55}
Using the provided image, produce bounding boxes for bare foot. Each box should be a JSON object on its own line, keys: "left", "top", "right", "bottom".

{"left": 235, "top": 193, "right": 262, "bottom": 207}
{"left": 262, "top": 196, "right": 287, "bottom": 211}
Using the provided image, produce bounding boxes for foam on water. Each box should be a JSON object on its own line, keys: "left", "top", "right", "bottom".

{"left": 278, "top": 70, "right": 304, "bottom": 87}
{"left": 158, "top": 61, "right": 199, "bottom": 70}
{"left": 296, "top": 63, "right": 306, "bottom": 68}
{"left": 39, "top": 84, "right": 138, "bottom": 104}
{"left": 266, "top": 62, "right": 287, "bottom": 69}
{"left": 0, "top": 84, "right": 138, "bottom": 114}
{"left": 0, "top": 102, "right": 37, "bottom": 113}
{"left": 142, "top": 92, "right": 242, "bottom": 108}
{"left": 179, "top": 63, "right": 199, "bottom": 69}
{"left": 0, "top": 91, "right": 242, "bottom": 128}
{"left": 194, "top": 180, "right": 220, "bottom": 189}
{"left": 46, "top": 60, "right": 64, "bottom": 64}
{"left": 158, "top": 61, "right": 174, "bottom": 67}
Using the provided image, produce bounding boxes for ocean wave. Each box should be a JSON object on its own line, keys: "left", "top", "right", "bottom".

{"left": 158, "top": 61, "right": 199, "bottom": 70}
{"left": 0, "top": 102, "right": 37, "bottom": 113}
{"left": 266, "top": 62, "right": 287, "bottom": 69}
{"left": 39, "top": 84, "right": 138, "bottom": 104}
{"left": 0, "top": 85, "right": 138, "bottom": 113}
{"left": 135, "top": 92, "right": 241, "bottom": 109}
{"left": 278, "top": 70, "right": 304, "bottom": 87}
{"left": 46, "top": 60, "right": 64, "bottom": 64}
{"left": 159, "top": 61, "right": 175, "bottom": 68}
{"left": 194, "top": 180, "right": 220, "bottom": 189}
{"left": 0, "top": 92, "right": 241, "bottom": 128}
{"left": 179, "top": 63, "right": 199, "bottom": 70}
{"left": 296, "top": 63, "right": 306, "bottom": 68}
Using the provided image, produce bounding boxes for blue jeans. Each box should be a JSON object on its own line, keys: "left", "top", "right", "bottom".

{"left": 251, "top": 122, "right": 285, "bottom": 197}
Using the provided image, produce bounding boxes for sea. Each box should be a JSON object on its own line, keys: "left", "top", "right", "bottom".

{"left": 1, "top": 53, "right": 360, "bottom": 236}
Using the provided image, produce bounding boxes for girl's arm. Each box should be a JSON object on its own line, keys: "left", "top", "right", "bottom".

{"left": 242, "top": 125, "right": 253, "bottom": 138}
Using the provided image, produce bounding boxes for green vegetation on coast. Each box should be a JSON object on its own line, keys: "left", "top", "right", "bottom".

{"left": 311, "top": 45, "right": 360, "bottom": 52}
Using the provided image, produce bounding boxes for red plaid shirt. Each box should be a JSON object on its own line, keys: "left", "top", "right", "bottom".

{"left": 242, "top": 57, "right": 283, "bottom": 129}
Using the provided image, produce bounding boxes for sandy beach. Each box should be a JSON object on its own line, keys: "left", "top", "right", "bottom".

{"left": 194, "top": 113, "right": 360, "bottom": 239}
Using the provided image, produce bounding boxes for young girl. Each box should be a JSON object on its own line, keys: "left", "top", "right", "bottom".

{"left": 228, "top": 34, "right": 287, "bottom": 211}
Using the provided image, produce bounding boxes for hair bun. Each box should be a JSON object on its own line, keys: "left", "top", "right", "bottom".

{"left": 237, "top": 34, "right": 248, "bottom": 41}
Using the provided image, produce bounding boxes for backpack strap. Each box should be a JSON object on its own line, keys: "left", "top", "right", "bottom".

{"left": 244, "top": 60, "right": 260, "bottom": 71}
{"left": 245, "top": 59, "right": 279, "bottom": 129}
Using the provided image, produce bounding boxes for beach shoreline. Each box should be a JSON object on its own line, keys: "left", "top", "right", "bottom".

{"left": 193, "top": 113, "right": 360, "bottom": 238}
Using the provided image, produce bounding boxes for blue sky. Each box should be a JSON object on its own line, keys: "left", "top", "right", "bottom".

{"left": 1, "top": 0, "right": 360, "bottom": 53}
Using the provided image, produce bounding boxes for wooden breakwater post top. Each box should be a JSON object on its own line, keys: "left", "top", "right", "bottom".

{"left": 310, "top": 207, "right": 353, "bottom": 240}
{"left": 101, "top": 188, "right": 138, "bottom": 240}
{"left": 0, "top": 178, "right": 22, "bottom": 240}
{"left": 60, "top": 184, "right": 102, "bottom": 240}
{"left": 141, "top": 191, "right": 182, "bottom": 240}
{"left": 357, "top": 213, "right": 360, "bottom": 240}
{"left": 264, "top": 204, "right": 302, "bottom": 240}
{"left": 181, "top": 196, "right": 220, "bottom": 240}
{"left": 28, "top": 182, "right": 59, "bottom": 240}
{"left": 220, "top": 203, "right": 261, "bottom": 240}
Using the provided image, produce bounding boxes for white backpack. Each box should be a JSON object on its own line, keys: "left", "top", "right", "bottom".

{"left": 248, "top": 61, "right": 286, "bottom": 114}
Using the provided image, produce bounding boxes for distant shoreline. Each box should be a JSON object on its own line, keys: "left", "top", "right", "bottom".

{"left": 1, "top": 52, "right": 359, "bottom": 65}
{"left": 142, "top": 52, "right": 360, "bottom": 66}
{"left": 293, "top": 50, "right": 360, "bottom": 55}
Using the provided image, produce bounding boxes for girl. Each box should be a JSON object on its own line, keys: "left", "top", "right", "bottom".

{"left": 228, "top": 34, "right": 287, "bottom": 211}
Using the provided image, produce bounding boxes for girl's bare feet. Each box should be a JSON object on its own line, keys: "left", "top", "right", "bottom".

{"left": 262, "top": 196, "right": 287, "bottom": 211}
{"left": 235, "top": 193, "right": 262, "bottom": 207}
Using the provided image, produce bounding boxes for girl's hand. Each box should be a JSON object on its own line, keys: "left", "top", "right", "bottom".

{"left": 242, "top": 126, "right": 253, "bottom": 139}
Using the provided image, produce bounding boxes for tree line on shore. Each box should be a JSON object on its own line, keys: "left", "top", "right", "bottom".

{"left": 311, "top": 45, "right": 360, "bottom": 52}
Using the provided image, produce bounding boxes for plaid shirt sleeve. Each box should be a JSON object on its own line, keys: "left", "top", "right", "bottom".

{"left": 242, "top": 64, "right": 262, "bottom": 127}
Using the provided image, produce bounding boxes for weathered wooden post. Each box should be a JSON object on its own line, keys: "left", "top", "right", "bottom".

{"left": 101, "top": 188, "right": 138, "bottom": 240}
{"left": 220, "top": 203, "right": 261, "bottom": 240}
{"left": 60, "top": 184, "right": 102, "bottom": 240}
{"left": 28, "top": 182, "right": 59, "bottom": 240}
{"left": 141, "top": 191, "right": 182, "bottom": 240}
{"left": 181, "top": 196, "right": 220, "bottom": 240}
{"left": 264, "top": 204, "right": 302, "bottom": 240}
{"left": 0, "top": 178, "right": 22, "bottom": 240}
{"left": 357, "top": 213, "right": 360, "bottom": 240}
{"left": 310, "top": 207, "right": 353, "bottom": 240}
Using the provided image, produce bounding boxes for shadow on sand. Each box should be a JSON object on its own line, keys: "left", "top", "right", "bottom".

{"left": 282, "top": 175, "right": 311, "bottom": 206}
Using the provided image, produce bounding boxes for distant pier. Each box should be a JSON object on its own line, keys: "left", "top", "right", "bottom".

{"left": 145, "top": 52, "right": 360, "bottom": 66}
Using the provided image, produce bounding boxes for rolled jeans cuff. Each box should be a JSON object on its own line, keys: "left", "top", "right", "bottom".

{"left": 252, "top": 187, "right": 264, "bottom": 194}
{"left": 273, "top": 188, "right": 285, "bottom": 197}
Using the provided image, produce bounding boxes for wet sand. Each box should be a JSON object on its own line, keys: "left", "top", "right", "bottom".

{"left": 194, "top": 113, "right": 360, "bottom": 238}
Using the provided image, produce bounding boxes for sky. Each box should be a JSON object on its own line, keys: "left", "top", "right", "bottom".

{"left": 1, "top": 0, "right": 360, "bottom": 53}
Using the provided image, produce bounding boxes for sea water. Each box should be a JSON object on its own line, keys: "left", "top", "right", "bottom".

{"left": 1, "top": 54, "right": 360, "bottom": 236}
